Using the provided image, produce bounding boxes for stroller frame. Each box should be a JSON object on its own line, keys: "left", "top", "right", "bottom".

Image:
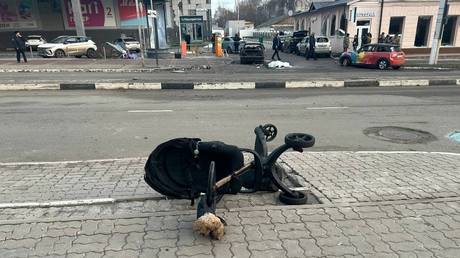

{"left": 198, "top": 124, "right": 315, "bottom": 217}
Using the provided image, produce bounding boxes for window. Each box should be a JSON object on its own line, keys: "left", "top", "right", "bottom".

{"left": 330, "top": 15, "right": 336, "bottom": 36}
{"left": 442, "top": 16, "right": 458, "bottom": 46}
{"left": 388, "top": 17, "right": 404, "bottom": 35}
{"left": 414, "top": 16, "right": 431, "bottom": 47}
{"left": 340, "top": 14, "right": 347, "bottom": 31}
{"left": 187, "top": 0, "right": 191, "bottom": 4}
{"left": 321, "top": 20, "right": 327, "bottom": 35}
{"left": 206, "top": 0, "right": 211, "bottom": 4}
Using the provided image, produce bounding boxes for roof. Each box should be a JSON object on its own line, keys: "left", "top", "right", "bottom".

{"left": 293, "top": 0, "right": 347, "bottom": 17}
{"left": 256, "top": 16, "right": 292, "bottom": 29}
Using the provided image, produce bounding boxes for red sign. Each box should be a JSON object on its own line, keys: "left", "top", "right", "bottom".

{"left": 118, "top": 0, "right": 146, "bottom": 27}
{"left": 65, "top": 0, "right": 105, "bottom": 27}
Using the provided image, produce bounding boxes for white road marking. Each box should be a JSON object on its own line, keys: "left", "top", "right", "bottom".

{"left": 127, "top": 110, "right": 173, "bottom": 113}
{"left": 306, "top": 106, "right": 349, "bottom": 110}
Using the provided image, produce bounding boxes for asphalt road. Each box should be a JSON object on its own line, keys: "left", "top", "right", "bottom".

{"left": 1, "top": 86, "right": 459, "bottom": 162}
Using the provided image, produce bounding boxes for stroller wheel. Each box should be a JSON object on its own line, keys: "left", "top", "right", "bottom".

{"left": 279, "top": 191, "right": 308, "bottom": 205}
{"left": 262, "top": 124, "right": 278, "bottom": 142}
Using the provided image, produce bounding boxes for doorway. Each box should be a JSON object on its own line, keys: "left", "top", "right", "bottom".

{"left": 356, "top": 20, "right": 371, "bottom": 48}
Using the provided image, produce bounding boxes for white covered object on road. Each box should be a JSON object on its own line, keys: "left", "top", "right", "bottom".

{"left": 268, "top": 61, "right": 292, "bottom": 68}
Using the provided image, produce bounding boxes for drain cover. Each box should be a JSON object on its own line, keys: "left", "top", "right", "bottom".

{"left": 448, "top": 131, "right": 460, "bottom": 143}
{"left": 363, "top": 126, "right": 437, "bottom": 144}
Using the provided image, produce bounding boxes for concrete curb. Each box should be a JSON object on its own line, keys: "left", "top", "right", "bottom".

{"left": 0, "top": 79, "right": 459, "bottom": 91}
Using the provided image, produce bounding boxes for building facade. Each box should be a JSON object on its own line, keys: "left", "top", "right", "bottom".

{"left": 294, "top": 0, "right": 460, "bottom": 54}
{"left": 0, "top": 0, "right": 212, "bottom": 49}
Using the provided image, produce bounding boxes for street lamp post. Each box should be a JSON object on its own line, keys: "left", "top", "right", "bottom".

{"left": 429, "top": 0, "right": 449, "bottom": 65}
{"left": 135, "top": 0, "right": 145, "bottom": 67}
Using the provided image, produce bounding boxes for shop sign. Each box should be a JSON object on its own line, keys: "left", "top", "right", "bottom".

{"left": 0, "top": 0, "right": 38, "bottom": 30}
{"left": 64, "top": 0, "right": 116, "bottom": 28}
{"left": 180, "top": 16, "right": 203, "bottom": 24}
{"left": 357, "top": 11, "right": 376, "bottom": 18}
{"left": 117, "top": 0, "right": 147, "bottom": 27}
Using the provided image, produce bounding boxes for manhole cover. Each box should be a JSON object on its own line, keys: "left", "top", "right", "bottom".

{"left": 448, "top": 131, "right": 460, "bottom": 143}
{"left": 363, "top": 126, "right": 437, "bottom": 144}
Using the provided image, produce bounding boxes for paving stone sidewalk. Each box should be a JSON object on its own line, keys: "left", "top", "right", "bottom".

{"left": 1, "top": 151, "right": 460, "bottom": 257}
{"left": 2, "top": 198, "right": 460, "bottom": 257}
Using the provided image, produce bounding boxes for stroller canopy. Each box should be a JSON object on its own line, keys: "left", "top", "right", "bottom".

{"left": 144, "top": 138, "right": 244, "bottom": 200}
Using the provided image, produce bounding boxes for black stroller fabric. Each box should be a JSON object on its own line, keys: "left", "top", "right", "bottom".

{"left": 144, "top": 138, "right": 244, "bottom": 200}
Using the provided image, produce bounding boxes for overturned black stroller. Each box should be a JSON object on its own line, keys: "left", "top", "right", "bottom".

{"left": 144, "top": 124, "right": 315, "bottom": 219}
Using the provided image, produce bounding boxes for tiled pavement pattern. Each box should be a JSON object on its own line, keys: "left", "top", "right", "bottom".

{"left": 2, "top": 152, "right": 460, "bottom": 257}
{"left": 283, "top": 152, "right": 460, "bottom": 204}
{"left": 0, "top": 158, "right": 157, "bottom": 202}
{"left": 2, "top": 199, "right": 460, "bottom": 257}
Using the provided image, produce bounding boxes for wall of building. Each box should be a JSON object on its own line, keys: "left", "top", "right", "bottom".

{"left": 348, "top": 0, "right": 460, "bottom": 52}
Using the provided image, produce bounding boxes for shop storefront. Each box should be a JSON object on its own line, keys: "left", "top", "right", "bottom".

{"left": 0, "top": 0, "right": 171, "bottom": 49}
{"left": 294, "top": 0, "right": 460, "bottom": 54}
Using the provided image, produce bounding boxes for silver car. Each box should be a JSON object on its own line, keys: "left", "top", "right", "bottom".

{"left": 297, "top": 36, "right": 332, "bottom": 57}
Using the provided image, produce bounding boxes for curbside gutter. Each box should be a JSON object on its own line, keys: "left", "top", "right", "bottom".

{"left": 0, "top": 79, "right": 459, "bottom": 91}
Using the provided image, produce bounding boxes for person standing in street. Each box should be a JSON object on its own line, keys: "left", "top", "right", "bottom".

{"left": 352, "top": 34, "right": 358, "bottom": 51}
{"left": 378, "top": 32, "right": 385, "bottom": 43}
{"left": 185, "top": 32, "right": 191, "bottom": 51}
{"left": 343, "top": 33, "right": 350, "bottom": 52}
{"left": 306, "top": 33, "right": 316, "bottom": 60}
{"left": 271, "top": 33, "right": 281, "bottom": 61}
{"left": 11, "top": 31, "right": 27, "bottom": 63}
{"left": 233, "top": 33, "right": 241, "bottom": 53}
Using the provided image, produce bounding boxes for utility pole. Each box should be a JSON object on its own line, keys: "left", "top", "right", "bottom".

{"left": 135, "top": 0, "right": 145, "bottom": 67}
{"left": 429, "top": 0, "right": 448, "bottom": 65}
{"left": 70, "top": 0, "right": 86, "bottom": 36}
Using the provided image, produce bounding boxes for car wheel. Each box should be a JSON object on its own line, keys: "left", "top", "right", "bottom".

{"left": 392, "top": 66, "right": 401, "bottom": 70}
{"left": 341, "top": 57, "right": 351, "bottom": 66}
{"left": 377, "top": 59, "right": 389, "bottom": 70}
{"left": 54, "top": 49, "right": 65, "bottom": 58}
{"left": 86, "top": 49, "right": 97, "bottom": 59}
{"left": 226, "top": 47, "right": 233, "bottom": 54}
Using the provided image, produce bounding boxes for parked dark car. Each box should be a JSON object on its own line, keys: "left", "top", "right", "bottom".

{"left": 286, "top": 30, "right": 309, "bottom": 54}
{"left": 240, "top": 43, "right": 265, "bottom": 64}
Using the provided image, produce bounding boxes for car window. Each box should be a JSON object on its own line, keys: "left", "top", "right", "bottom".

{"left": 124, "top": 38, "right": 137, "bottom": 42}
{"left": 390, "top": 45, "right": 401, "bottom": 52}
{"left": 224, "top": 38, "right": 230, "bottom": 41}
{"left": 28, "top": 36, "right": 42, "bottom": 40}
{"left": 66, "top": 38, "right": 78, "bottom": 44}
{"left": 376, "top": 45, "right": 390, "bottom": 52}
{"left": 50, "top": 36, "right": 68, "bottom": 43}
{"left": 317, "top": 37, "right": 328, "bottom": 43}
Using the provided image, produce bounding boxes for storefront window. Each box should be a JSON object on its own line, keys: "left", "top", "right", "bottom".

{"left": 330, "top": 15, "right": 336, "bottom": 36}
{"left": 414, "top": 16, "right": 431, "bottom": 47}
{"left": 442, "top": 16, "right": 458, "bottom": 46}
{"left": 389, "top": 17, "right": 404, "bottom": 35}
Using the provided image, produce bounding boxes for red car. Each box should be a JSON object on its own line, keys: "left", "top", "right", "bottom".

{"left": 339, "top": 43, "right": 405, "bottom": 70}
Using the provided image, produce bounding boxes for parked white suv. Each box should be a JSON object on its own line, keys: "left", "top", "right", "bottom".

{"left": 114, "top": 37, "right": 140, "bottom": 52}
{"left": 37, "top": 36, "right": 98, "bottom": 58}
{"left": 25, "top": 35, "right": 46, "bottom": 50}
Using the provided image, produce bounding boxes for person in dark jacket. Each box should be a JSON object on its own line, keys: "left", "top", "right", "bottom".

{"left": 352, "top": 34, "right": 358, "bottom": 51}
{"left": 233, "top": 33, "right": 241, "bottom": 53}
{"left": 12, "top": 31, "right": 27, "bottom": 63}
{"left": 271, "top": 33, "right": 281, "bottom": 60}
{"left": 185, "top": 32, "right": 191, "bottom": 50}
{"left": 306, "top": 33, "right": 316, "bottom": 60}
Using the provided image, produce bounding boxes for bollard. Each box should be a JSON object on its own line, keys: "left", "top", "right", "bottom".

{"left": 215, "top": 36, "right": 223, "bottom": 57}
{"left": 181, "top": 41, "right": 187, "bottom": 58}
